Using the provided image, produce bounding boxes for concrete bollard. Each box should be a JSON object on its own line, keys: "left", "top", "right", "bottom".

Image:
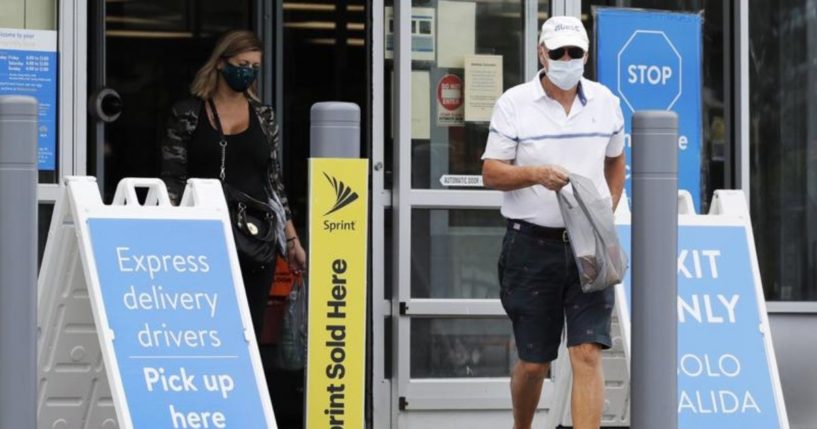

{"left": 631, "top": 110, "right": 679, "bottom": 429}
{"left": 310, "top": 102, "right": 360, "bottom": 159}
{"left": 0, "top": 95, "right": 38, "bottom": 429}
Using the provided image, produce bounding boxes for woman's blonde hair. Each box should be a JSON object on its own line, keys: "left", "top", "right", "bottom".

{"left": 190, "top": 30, "right": 262, "bottom": 99}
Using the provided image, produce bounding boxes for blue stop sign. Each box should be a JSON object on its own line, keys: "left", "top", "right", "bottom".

{"left": 617, "top": 30, "right": 682, "bottom": 112}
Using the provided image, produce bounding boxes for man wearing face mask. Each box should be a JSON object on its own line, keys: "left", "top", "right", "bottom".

{"left": 481, "top": 15, "right": 625, "bottom": 429}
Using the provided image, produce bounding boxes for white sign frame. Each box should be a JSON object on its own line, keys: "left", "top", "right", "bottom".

{"left": 549, "top": 190, "right": 789, "bottom": 428}
{"left": 37, "top": 177, "right": 276, "bottom": 429}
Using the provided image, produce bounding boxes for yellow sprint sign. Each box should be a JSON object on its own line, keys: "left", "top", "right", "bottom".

{"left": 307, "top": 158, "right": 369, "bottom": 429}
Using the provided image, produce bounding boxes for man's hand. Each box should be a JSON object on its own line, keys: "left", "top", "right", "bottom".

{"left": 483, "top": 159, "right": 570, "bottom": 191}
{"left": 605, "top": 154, "right": 626, "bottom": 209}
{"left": 532, "top": 165, "right": 570, "bottom": 191}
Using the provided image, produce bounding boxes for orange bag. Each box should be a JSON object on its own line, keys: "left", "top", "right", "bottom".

{"left": 259, "top": 257, "right": 296, "bottom": 345}
{"left": 269, "top": 257, "right": 295, "bottom": 297}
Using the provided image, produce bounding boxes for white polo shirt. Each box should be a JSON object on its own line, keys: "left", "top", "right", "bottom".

{"left": 482, "top": 71, "right": 625, "bottom": 228}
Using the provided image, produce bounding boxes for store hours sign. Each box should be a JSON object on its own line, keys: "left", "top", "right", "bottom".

{"left": 0, "top": 28, "right": 57, "bottom": 170}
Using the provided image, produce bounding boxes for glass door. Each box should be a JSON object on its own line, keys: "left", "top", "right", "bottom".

{"left": 85, "top": 1, "right": 375, "bottom": 426}
{"left": 87, "top": 0, "right": 258, "bottom": 203}
{"left": 382, "top": 0, "right": 552, "bottom": 426}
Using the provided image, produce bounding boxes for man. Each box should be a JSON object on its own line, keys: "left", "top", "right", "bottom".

{"left": 481, "top": 15, "right": 626, "bottom": 429}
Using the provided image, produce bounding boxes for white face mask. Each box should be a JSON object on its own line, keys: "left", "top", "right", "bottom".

{"left": 546, "top": 58, "right": 584, "bottom": 90}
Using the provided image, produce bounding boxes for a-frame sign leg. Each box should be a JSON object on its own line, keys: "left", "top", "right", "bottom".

{"left": 38, "top": 177, "right": 117, "bottom": 429}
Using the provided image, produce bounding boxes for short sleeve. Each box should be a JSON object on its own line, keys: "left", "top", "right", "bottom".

{"left": 481, "top": 96, "right": 519, "bottom": 161}
{"left": 606, "top": 96, "right": 625, "bottom": 157}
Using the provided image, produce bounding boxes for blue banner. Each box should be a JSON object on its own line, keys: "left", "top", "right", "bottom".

{"left": 596, "top": 9, "right": 703, "bottom": 212}
{"left": 617, "top": 225, "right": 782, "bottom": 428}
{"left": 0, "top": 28, "right": 57, "bottom": 170}
{"left": 88, "top": 218, "right": 268, "bottom": 428}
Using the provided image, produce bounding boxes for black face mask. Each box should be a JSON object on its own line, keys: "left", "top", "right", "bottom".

{"left": 221, "top": 62, "right": 258, "bottom": 93}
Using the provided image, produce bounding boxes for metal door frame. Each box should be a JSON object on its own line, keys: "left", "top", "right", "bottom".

{"left": 37, "top": 0, "right": 86, "bottom": 203}
{"left": 372, "top": 0, "right": 808, "bottom": 425}
{"left": 374, "top": 0, "right": 563, "bottom": 426}
{"left": 370, "top": 0, "right": 389, "bottom": 426}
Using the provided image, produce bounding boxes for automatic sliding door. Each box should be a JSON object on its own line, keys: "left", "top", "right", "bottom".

{"left": 88, "top": 0, "right": 254, "bottom": 202}
{"left": 389, "top": 0, "right": 550, "bottom": 425}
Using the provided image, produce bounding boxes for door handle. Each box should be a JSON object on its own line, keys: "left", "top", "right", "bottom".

{"left": 88, "top": 87, "right": 123, "bottom": 123}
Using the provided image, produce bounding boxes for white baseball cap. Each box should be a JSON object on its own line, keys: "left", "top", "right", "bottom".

{"left": 539, "top": 16, "right": 589, "bottom": 51}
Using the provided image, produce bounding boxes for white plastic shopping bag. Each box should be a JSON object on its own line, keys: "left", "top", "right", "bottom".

{"left": 557, "top": 173, "right": 629, "bottom": 293}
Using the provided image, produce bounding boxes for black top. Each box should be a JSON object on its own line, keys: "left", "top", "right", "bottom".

{"left": 188, "top": 101, "right": 269, "bottom": 201}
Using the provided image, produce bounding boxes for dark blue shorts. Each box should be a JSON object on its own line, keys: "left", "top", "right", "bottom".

{"left": 498, "top": 225, "right": 614, "bottom": 363}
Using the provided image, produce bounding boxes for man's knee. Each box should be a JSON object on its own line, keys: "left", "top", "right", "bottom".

{"left": 516, "top": 360, "right": 550, "bottom": 381}
{"left": 569, "top": 343, "right": 602, "bottom": 372}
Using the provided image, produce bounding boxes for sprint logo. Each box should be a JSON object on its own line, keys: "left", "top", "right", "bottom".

{"left": 323, "top": 173, "right": 359, "bottom": 232}
{"left": 323, "top": 173, "right": 359, "bottom": 215}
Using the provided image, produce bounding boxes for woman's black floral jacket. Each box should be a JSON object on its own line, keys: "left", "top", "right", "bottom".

{"left": 160, "top": 96, "right": 292, "bottom": 220}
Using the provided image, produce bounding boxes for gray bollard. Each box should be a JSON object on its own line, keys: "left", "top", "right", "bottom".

{"left": 310, "top": 102, "right": 360, "bottom": 159}
{"left": 631, "top": 110, "right": 678, "bottom": 429}
{"left": 0, "top": 95, "right": 38, "bottom": 429}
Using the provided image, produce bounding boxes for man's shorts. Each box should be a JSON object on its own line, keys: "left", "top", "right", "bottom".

{"left": 498, "top": 220, "right": 614, "bottom": 363}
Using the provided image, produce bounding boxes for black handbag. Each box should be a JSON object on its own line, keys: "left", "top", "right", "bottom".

{"left": 209, "top": 99, "right": 280, "bottom": 268}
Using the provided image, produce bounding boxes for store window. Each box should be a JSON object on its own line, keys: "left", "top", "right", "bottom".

{"left": 749, "top": 1, "right": 817, "bottom": 301}
{"left": 384, "top": 0, "right": 530, "bottom": 190}
{"left": 411, "top": 318, "right": 514, "bottom": 378}
{"left": 282, "top": 0, "right": 368, "bottom": 230}
{"left": 412, "top": 0, "right": 523, "bottom": 190}
{"left": 385, "top": 0, "right": 549, "bottom": 382}
{"left": 98, "top": 0, "right": 253, "bottom": 202}
{"left": 0, "top": 0, "right": 59, "bottom": 183}
{"left": 411, "top": 209, "right": 505, "bottom": 298}
{"left": 1, "top": 1, "right": 59, "bottom": 269}
{"left": 538, "top": 0, "right": 551, "bottom": 29}
{"left": 37, "top": 203, "right": 54, "bottom": 269}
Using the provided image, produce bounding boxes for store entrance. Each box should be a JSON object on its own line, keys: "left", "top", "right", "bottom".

{"left": 85, "top": 0, "right": 368, "bottom": 231}
{"left": 86, "top": 1, "right": 258, "bottom": 203}
{"left": 85, "top": 1, "right": 369, "bottom": 427}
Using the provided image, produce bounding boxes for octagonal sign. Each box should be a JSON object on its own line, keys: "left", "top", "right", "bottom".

{"left": 617, "top": 30, "right": 682, "bottom": 112}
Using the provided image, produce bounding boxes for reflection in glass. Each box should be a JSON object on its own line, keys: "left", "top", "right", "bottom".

{"left": 99, "top": 0, "right": 252, "bottom": 202}
{"left": 282, "top": 0, "right": 368, "bottom": 229}
{"left": 411, "top": 209, "right": 505, "bottom": 298}
{"left": 383, "top": 0, "right": 524, "bottom": 189}
{"left": 38, "top": 203, "right": 54, "bottom": 269}
{"left": 411, "top": 318, "right": 515, "bottom": 378}
{"left": 27, "top": 0, "right": 59, "bottom": 183}
{"left": 749, "top": 1, "right": 817, "bottom": 300}
{"left": 538, "top": 0, "right": 551, "bottom": 30}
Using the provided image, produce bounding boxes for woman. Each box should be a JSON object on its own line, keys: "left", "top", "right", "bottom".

{"left": 160, "top": 30, "right": 306, "bottom": 336}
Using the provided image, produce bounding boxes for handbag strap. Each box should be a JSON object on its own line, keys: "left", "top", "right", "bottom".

{"left": 207, "top": 98, "right": 229, "bottom": 182}
{"left": 209, "top": 98, "right": 279, "bottom": 212}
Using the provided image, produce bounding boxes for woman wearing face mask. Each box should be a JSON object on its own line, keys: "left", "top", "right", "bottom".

{"left": 160, "top": 30, "right": 306, "bottom": 338}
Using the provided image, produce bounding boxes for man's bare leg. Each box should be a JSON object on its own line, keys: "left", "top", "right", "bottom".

{"left": 569, "top": 343, "right": 604, "bottom": 429}
{"left": 510, "top": 360, "right": 549, "bottom": 429}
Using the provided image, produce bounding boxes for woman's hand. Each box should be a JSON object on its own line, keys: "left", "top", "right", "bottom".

{"left": 287, "top": 237, "right": 307, "bottom": 275}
